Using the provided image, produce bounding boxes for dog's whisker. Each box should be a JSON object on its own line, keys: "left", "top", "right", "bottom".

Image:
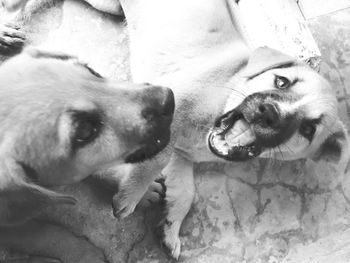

{"left": 218, "top": 85, "right": 248, "bottom": 96}
{"left": 218, "top": 87, "right": 247, "bottom": 99}
{"left": 322, "top": 122, "right": 336, "bottom": 135}
{"left": 267, "top": 149, "right": 274, "bottom": 169}
{"left": 277, "top": 146, "right": 285, "bottom": 161}
{"left": 230, "top": 88, "right": 248, "bottom": 98}
{"left": 282, "top": 143, "right": 295, "bottom": 156}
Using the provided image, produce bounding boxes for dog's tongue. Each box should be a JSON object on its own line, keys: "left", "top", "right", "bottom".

{"left": 225, "top": 119, "right": 255, "bottom": 147}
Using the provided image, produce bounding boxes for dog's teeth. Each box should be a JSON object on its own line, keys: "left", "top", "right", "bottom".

{"left": 212, "top": 134, "right": 230, "bottom": 154}
{"left": 219, "top": 147, "right": 229, "bottom": 155}
{"left": 225, "top": 119, "right": 255, "bottom": 147}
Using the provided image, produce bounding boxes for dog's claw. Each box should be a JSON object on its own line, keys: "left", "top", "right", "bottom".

{"left": 112, "top": 192, "right": 138, "bottom": 219}
{"left": 154, "top": 177, "right": 166, "bottom": 198}
{"left": 160, "top": 233, "right": 181, "bottom": 260}
{"left": 4, "top": 22, "right": 21, "bottom": 30}
{"left": 157, "top": 220, "right": 182, "bottom": 260}
{"left": 134, "top": 177, "right": 167, "bottom": 209}
{"left": 112, "top": 205, "right": 128, "bottom": 219}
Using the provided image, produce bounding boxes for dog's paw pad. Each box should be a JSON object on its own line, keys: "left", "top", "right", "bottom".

{"left": 139, "top": 178, "right": 166, "bottom": 207}
{"left": 154, "top": 177, "right": 166, "bottom": 197}
{"left": 0, "top": 22, "right": 26, "bottom": 55}
{"left": 157, "top": 220, "right": 181, "bottom": 260}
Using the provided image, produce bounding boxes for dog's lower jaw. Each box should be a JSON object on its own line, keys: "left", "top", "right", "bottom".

{"left": 207, "top": 109, "right": 262, "bottom": 161}
{"left": 125, "top": 129, "right": 171, "bottom": 163}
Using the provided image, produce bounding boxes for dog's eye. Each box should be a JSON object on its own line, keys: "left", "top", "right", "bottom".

{"left": 299, "top": 122, "right": 316, "bottom": 141}
{"left": 72, "top": 112, "right": 103, "bottom": 148}
{"left": 75, "top": 120, "right": 99, "bottom": 142}
{"left": 274, "top": 76, "right": 291, "bottom": 89}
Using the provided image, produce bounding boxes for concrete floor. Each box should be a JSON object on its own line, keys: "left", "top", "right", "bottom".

{"left": 1, "top": 1, "right": 350, "bottom": 262}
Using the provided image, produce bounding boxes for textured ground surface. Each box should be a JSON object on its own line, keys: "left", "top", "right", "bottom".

{"left": 1, "top": 1, "right": 350, "bottom": 262}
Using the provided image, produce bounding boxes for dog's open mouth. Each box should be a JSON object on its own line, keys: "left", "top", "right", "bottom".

{"left": 208, "top": 110, "right": 262, "bottom": 161}
{"left": 125, "top": 129, "right": 171, "bottom": 163}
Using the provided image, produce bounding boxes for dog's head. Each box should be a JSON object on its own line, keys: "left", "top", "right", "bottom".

{"left": 0, "top": 49, "right": 174, "bottom": 225}
{"left": 208, "top": 47, "right": 349, "bottom": 167}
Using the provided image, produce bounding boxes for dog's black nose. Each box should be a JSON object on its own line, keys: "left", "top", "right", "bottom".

{"left": 141, "top": 86, "right": 175, "bottom": 121}
{"left": 257, "top": 102, "right": 279, "bottom": 127}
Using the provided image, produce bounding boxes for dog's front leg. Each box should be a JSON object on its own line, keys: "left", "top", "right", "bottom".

{"left": 157, "top": 151, "right": 195, "bottom": 260}
{"left": 111, "top": 148, "right": 172, "bottom": 219}
{"left": 0, "top": 220, "right": 108, "bottom": 263}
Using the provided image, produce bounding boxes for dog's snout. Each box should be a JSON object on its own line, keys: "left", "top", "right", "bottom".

{"left": 257, "top": 103, "right": 279, "bottom": 127}
{"left": 141, "top": 86, "right": 175, "bottom": 121}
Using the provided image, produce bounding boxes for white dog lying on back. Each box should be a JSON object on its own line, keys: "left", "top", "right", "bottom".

{"left": 118, "top": 0, "right": 349, "bottom": 259}
{"left": 2, "top": 0, "right": 349, "bottom": 260}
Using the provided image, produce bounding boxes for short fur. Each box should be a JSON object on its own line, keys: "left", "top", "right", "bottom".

{"left": 2, "top": 0, "right": 349, "bottom": 260}
{"left": 117, "top": 0, "right": 350, "bottom": 259}
{"left": 0, "top": 48, "right": 174, "bottom": 262}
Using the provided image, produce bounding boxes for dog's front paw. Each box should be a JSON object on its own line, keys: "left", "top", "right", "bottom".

{"left": 112, "top": 188, "right": 142, "bottom": 219}
{"left": 157, "top": 219, "right": 182, "bottom": 260}
{"left": 0, "top": 22, "right": 25, "bottom": 55}
{"left": 138, "top": 178, "right": 166, "bottom": 208}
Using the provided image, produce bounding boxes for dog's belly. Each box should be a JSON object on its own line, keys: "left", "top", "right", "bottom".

{"left": 125, "top": 0, "right": 246, "bottom": 84}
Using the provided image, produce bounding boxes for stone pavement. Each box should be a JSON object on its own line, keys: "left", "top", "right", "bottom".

{"left": 1, "top": 1, "right": 350, "bottom": 262}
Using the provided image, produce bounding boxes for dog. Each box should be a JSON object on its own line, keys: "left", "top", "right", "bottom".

{"left": 2, "top": 0, "right": 350, "bottom": 260}
{"left": 0, "top": 48, "right": 174, "bottom": 262}
{"left": 117, "top": 0, "right": 350, "bottom": 259}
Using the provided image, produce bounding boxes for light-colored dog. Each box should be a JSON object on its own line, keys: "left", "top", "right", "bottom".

{"left": 2, "top": 0, "right": 350, "bottom": 260}
{"left": 117, "top": 0, "right": 350, "bottom": 259}
{"left": 0, "top": 48, "right": 174, "bottom": 262}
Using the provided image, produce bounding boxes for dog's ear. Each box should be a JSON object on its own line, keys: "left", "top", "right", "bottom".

{"left": 0, "top": 158, "right": 77, "bottom": 226}
{"left": 312, "top": 122, "right": 350, "bottom": 169}
{"left": 312, "top": 123, "right": 350, "bottom": 198}
{"left": 242, "top": 47, "right": 296, "bottom": 79}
